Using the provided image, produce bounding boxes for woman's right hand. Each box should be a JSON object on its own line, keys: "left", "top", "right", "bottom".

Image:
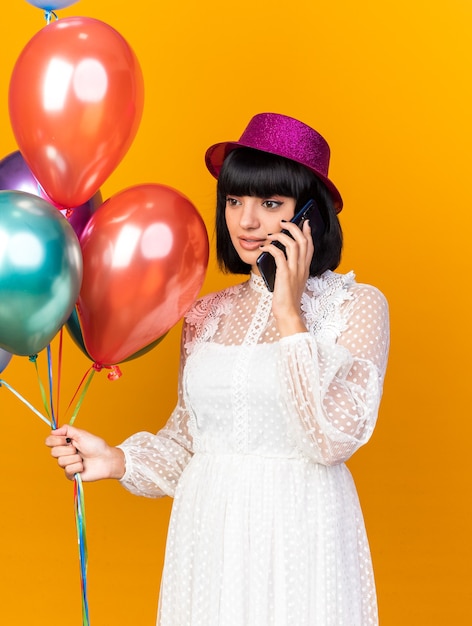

{"left": 45, "top": 425, "right": 125, "bottom": 482}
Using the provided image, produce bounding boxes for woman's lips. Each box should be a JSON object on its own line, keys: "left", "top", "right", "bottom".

{"left": 238, "top": 236, "right": 266, "bottom": 251}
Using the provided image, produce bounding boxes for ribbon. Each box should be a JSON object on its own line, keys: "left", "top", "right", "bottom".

{"left": 0, "top": 379, "right": 51, "bottom": 427}
{"left": 74, "top": 474, "right": 90, "bottom": 626}
{"left": 29, "top": 354, "right": 52, "bottom": 422}
{"left": 56, "top": 328, "right": 64, "bottom": 425}
{"left": 65, "top": 363, "right": 121, "bottom": 426}
{"left": 44, "top": 10, "right": 58, "bottom": 24}
{"left": 12, "top": 343, "right": 123, "bottom": 626}
{"left": 46, "top": 344, "right": 57, "bottom": 429}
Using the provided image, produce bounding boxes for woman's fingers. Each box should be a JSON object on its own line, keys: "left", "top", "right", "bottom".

{"left": 265, "top": 220, "right": 312, "bottom": 275}
{"left": 63, "top": 461, "right": 84, "bottom": 480}
{"left": 56, "top": 451, "right": 81, "bottom": 468}
{"left": 45, "top": 424, "right": 83, "bottom": 448}
{"left": 46, "top": 427, "right": 85, "bottom": 478}
{"left": 50, "top": 443, "right": 78, "bottom": 459}
{"left": 267, "top": 219, "right": 310, "bottom": 250}
{"left": 46, "top": 434, "right": 70, "bottom": 448}
{"left": 52, "top": 446, "right": 84, "bottom": 479}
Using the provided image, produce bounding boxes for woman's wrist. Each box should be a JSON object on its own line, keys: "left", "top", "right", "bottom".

{"left": 276, "top": 313, "right": 307, "bottom": 337}
{"left": 107, "top": 446, "right": 126, "bottom": 480}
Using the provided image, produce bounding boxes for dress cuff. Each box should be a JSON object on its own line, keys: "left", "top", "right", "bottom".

{"left": 116, "top": 444, "right": 131, "bottom": 484}
{"left": 278, "top": 331, "right": 311, "bottom": 346}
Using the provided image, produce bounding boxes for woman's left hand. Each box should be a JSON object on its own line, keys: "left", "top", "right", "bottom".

{"left": 260, "top": 218, "right": 314, "bottom": 336}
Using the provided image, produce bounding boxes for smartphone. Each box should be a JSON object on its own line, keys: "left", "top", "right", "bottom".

{"left": 256, "top": 198, "right": 325, "bottom": 292}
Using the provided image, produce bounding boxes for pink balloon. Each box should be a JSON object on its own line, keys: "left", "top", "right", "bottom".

{"left": 77, "top": 184, "right": 209, "bottom": 365}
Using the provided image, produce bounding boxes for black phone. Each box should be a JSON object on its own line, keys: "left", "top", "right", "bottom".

{"left": 256, "top": 198, "right": 325, "bottom": 292}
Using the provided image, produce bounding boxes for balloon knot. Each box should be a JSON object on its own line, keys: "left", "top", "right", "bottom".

{"left": 107, "top": 366, "right": 122, "bottom": 381}
{"left": 65, "top": 208, "right": 74, "bottom": 218}
{"left": 44, "top": 10, "right": 58, "bottom": 25}
{"left": 92, "top": 363, "right": 122, "bottom": 380}
{"left": 29, "top": 354, "right": 38, "bottom": 363}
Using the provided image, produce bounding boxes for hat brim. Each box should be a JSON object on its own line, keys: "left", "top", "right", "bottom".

{"left": 205, "top": 141, "right": 343, "bottom": 212}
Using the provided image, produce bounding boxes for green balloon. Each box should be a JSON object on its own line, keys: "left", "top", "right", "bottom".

{"left": 0, "top": 190, "right": 83, "bottom": 356}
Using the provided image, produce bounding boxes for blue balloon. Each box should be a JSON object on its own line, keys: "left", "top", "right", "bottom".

{"left": 26, "top": 1, "right": 78, "bottom": 10}
{"left": 0, "top": 347, "right": 12, "bottom": 374}
{"left": 0, "top": 190, "right": 83, "bottom": 356}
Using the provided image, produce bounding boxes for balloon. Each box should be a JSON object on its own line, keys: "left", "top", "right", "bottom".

{"left": 61, "top": 191, "right": 102, "bottom": 239}
{"left": 26, "top": 1, "right": 78, "bottom": 9}
{"left": 77, "top": 184, "right": 209, "bottom": 365}
{"left": 66, "top": 306, "right": 167, "bottom": 363}
{"left": 9, "top": 17, "right": 144, "bottom": 208}
{"left": 0, "top": 347, "right": 13, "bottom": 374}
{"left": 0, "top": 150, "right": 48, "bottom": 199}
{"left": 0, "top": 151, "right": 101, "bottom": 238}
{"left": 0, "top": 191, "right": 83, "bottom": 356}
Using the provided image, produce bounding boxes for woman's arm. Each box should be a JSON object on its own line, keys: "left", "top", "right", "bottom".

{"left": 112, "top": 325, "right": 195, "bottom": 499}
{"left": 117, "top": 402, "right": 193, "bottom": 499}
{"left": 278, "top": 283, "right": 389, "bottom": 465}
{"left": 46, "top": 323, "right": 195, "bottom": 498}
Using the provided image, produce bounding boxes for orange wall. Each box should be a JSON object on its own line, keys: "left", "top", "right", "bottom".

{"left": 1, "top": 0, "right": 471, "bottom": 624}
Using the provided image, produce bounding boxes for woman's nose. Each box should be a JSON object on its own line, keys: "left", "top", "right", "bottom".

{"left": 239, "top": 202, "right": 259, "bottom": 229}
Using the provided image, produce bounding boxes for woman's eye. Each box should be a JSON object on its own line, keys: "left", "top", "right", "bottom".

{"left": 262, "top": 200, "right": 282, "bottom": 209}
{"left": 226, "top": 197, "right": 239, "bottom": 206}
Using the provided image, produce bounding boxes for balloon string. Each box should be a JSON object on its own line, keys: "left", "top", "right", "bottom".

{"left": 44, "top": 10, "right": 58, "bottom": 25}
{"left": 74, "top": 474, "right": 90, "bottom": 626}
{"left": 0, "top": 379, "right": 51, "bottom": 427}
{"left": 67, "top": 368, "right": 97, "bottom": 426}
{"left": 8, "top": 343, "right": 92, "bottom": 626}
{"left": 56, "top": 329, "right": 64, "bottom": 426}
{"left": 29, "top": 354, "right": 52, "bottom": 421}
{"left": 46, "top": 345, "right": 57, "bottom": 429}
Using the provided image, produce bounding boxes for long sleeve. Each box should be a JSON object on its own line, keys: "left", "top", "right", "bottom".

{"left": 278, "top": 283, "right": 389, "bottom": 466}
{"left": 117, "top": 329, "right": 194, "bottom": 498}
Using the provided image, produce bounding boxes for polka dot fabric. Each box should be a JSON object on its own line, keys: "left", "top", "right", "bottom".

{"left": 119, "top": 271, "right": 389, "bottom": 626}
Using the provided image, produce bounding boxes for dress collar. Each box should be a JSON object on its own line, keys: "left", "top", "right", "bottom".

{"left": 249, "top": 272, "right": 270, "bottom": 294}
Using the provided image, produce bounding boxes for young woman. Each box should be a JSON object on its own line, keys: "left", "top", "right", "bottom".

{"left": 47, "top": 113, "right": 390, "bottom": 625}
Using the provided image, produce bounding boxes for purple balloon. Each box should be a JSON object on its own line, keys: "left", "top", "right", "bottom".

{"left": 0, "top": 347, "right": 13, "bottom": 374}
{"left": 0, "top": 150, "right": 46, "bottom": 197}
{"left": 62, "top": 192, "right": 102, "bottom": 238}
{"left": 0, "top": 151, "right": 101, "bottom": 237}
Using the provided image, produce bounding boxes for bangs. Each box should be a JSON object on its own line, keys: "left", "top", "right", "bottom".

{"left": 218, "top": 148, "right": 313, "bottom": 199}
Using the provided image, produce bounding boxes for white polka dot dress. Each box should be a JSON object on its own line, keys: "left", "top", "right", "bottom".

{"left": 119, "top": 271, "right": 390, "bottom": 626}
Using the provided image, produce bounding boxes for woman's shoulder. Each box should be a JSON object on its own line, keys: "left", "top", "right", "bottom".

{"left": 302, "top": 270, "right": 388, "bottom": 341}
{"left": 343, "top": 274, "right": 389, "bottom": 314}
{"left": 183, "top": 282, "right": 240, "bottom": 333}
{"left": 182, "top": 282, "right": 242, "bottom": 352}
{"left": 307, "top": 269, "right": 354, "bottom": 294}
{"left": 187, "top": 283, "right": 239, "bottom": 315}
{"left": 307, "top": 270, "right": 387, "bottom": 303}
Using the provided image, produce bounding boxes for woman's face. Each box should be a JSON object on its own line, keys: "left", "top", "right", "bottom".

{"left": 224, "top": 195, "right": 297, "bottom": 272}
